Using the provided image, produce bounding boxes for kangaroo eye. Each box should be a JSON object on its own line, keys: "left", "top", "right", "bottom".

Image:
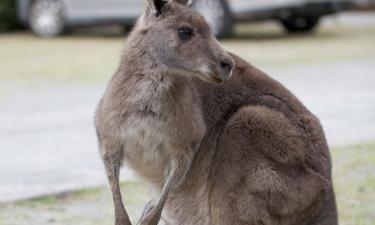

{"left": 178, "top": 27, "right": 193, "bottom": 41}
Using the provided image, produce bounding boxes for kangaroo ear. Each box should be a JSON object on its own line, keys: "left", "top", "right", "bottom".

{"left": 172, "top": 0, "right": 190, "bottom": 5}
{"left": 147, "top": 0, "right": 168, "bottom": 16}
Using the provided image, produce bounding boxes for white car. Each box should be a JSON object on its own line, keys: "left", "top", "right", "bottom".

{"left": 17, "top": 0, "right": 353, "bottom": 38}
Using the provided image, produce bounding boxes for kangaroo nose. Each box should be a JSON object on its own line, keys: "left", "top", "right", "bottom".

{"left": 220, "top": 59, "right": 233, "bottom": 76}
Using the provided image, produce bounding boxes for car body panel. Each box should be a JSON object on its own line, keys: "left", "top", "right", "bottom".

{"left": 17, "top": 0, "right": 353, "bottom": 28}
{"left": 63, "top": 0, "right": 143, "bottom": 23}
{"left": 230, "top": 0, "right": 353, "bottom": 21}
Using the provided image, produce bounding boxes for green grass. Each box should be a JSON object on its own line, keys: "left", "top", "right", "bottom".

{"left": 0, "top": 143, "right": 374, "bottom": 225}
{"left": 0, "top": 181, "right": 151, "bottom": 225}
{"left": 0, "top": 34, "right": 122, "bottom": 84}
{"left": 332, "top": 143, "right": 375, "bottom": 225}
{"left": 230, "top": 22, "right": 375, "bottom": 66}
{"left": 0, "top": 21, "right": 374, "bottom": 87}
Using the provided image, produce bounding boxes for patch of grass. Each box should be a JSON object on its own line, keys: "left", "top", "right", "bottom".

{"left": 0, "top": 21, "right": 374, "bottom": 88}
{"left": 0, "top": 34, "right": 122, "bottom": 85}
{"left": 0, "top": 181, "right": 151, "bottom": 225}
{"left": 15, "top": 196, "right": 58, "bottom": 208}
{"left": 28, "top": 196, "right": 58, "bottom": 205}
{"left": 70, "top": 186, "right": 104, "bottom": 198}
{"left": 227, "top": 22, "right": 375, "bottom": 67}
{"left": 332, "top": 142, "right": 375, "bottom": 225}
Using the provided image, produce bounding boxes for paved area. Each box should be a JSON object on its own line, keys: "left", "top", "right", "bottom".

{"left": 1, "top": 59, "right": 374, "bottom": 202}
{"left": 0, "top": 84, "right": 133, "bottom": 202}
{"left": 266, "top": 59, "right": 375, "bottom": 146}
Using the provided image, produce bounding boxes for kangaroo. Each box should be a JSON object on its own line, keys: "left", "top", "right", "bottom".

{"left": 95, "top": 0, "right": 338, "bottom": 225}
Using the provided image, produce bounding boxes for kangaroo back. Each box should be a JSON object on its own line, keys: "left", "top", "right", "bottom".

{"left": 163, "top": 54, "right": 338, "bottom": 225}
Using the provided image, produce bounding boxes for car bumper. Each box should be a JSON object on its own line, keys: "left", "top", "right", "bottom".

{"left": 285, "top": 0, "right": 354, "bottom": 17}
{"left": 236, "top": 0, "right": 355, "bottom": 21}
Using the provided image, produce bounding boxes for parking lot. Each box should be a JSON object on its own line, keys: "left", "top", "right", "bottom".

{"left": 0, "top": 12, "right": 374, "bottom": 225}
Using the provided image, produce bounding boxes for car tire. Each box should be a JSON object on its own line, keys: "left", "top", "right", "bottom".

{"left": 29, "top": 0, "right": 66, "bottom": 37}
{"left": 281, "top": 16, "right": 320, "bottom": 33}
{"left": 191, "top": 0, "right": 233, "bottom": 38}
{"left": 123, "top": 24, "right": 134, "bottom": 33}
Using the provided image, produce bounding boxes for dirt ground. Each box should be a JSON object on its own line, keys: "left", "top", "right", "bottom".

{"left": 0, "top": 12, "right": 374, "bottom": 225}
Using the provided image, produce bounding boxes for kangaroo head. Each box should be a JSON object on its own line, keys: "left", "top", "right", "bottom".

{"left": 133, "top": 0, "right": 234, "bottom": 84}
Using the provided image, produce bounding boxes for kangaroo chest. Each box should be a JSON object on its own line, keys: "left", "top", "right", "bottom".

{"left": 122, "top": 112, "right": 169, "bottom": 184}
{"left": 120, "top": 77, "right": 177, "bottom": 184}
{"left": 119, "top": 76, "right": 205, "bottom": 185}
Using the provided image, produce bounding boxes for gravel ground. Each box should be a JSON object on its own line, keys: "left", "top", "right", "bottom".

{"left": 0, "top": 12, "right": 374, "bottom": 203}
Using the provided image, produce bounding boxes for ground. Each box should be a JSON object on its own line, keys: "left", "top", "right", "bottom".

{"left": 0, "top": 12, "right": 374, "bottom": 225}
{"left": 1, "top": 143, "right": 374, "bottom": 225}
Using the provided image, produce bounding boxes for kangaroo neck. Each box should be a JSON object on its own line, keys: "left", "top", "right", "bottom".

{"left": 118, "top": 53, "right": 195, "bottom": 116}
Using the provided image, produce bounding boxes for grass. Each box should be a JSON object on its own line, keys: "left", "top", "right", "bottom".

{"left": 0, "top": 181, "right": 151, "bottom": 225}
{"left": 332, "top": 143, "right": 375, "bottom": 225}
{"left": 0, "top": 34, "right": 122, "bottom": 84}
{"left": 0, "top": 20, "right": 374, "bottom": 87}
{"left": 230, "top": 22, "right": 375, "bottom": 66}
{"left": 0, "top": 143, "right": 374, "bottom": 225}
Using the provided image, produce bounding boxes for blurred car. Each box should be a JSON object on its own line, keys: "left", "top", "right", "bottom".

{"left": 17, "top": 0, "right": 353, "bottom": 38}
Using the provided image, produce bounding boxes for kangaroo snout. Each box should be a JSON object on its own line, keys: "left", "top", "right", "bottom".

{"left": 219, "top": 57, "right": 234, "bottom": 80}
{"left": 205, "top": 56, "right": 234, "bottom": 84}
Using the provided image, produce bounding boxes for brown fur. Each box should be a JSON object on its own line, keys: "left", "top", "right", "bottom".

{"left": 95, "top": 1, "right": 338, "bottom": 225}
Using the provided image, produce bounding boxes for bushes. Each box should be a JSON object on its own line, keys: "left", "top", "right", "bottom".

{"left": 0, "top": 0, "right": 19, "bottom": 31}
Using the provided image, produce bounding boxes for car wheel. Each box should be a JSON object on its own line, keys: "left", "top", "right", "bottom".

{"left": 123, "top": 24, "right": 134, "bottom": 33}
{"left": 281, "top": 16, "right": 320, "bottom": 33}
{"left": 191, "top": 0, "right": 233, "bottom": 38}
{"left": 29, "top": 0, "right": 66, "bottom": 37}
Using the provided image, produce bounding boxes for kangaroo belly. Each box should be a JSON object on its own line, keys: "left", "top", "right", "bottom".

{"left": 122, "top": 114, "right": 169, "bottom": 186}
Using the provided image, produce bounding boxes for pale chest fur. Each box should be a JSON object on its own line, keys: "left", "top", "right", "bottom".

{"left": 122, "top": 112, "right": 169, "bottom": 184}
{"left": 118, "top": 75, "right": 205, "bottom": 186}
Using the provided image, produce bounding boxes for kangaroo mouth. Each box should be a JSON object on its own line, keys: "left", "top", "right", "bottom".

{"left": 200, "top": 73, "right": 225, "bottom": 84}
{"left": 174, "top": 67, "right": 227, "bottom": 84}
{"left": 197, "top": 63, "right": 232, "bottom": 84}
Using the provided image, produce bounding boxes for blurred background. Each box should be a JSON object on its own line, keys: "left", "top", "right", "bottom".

{"left": 0, "top": 0, "right": 374, "bottom": 225}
